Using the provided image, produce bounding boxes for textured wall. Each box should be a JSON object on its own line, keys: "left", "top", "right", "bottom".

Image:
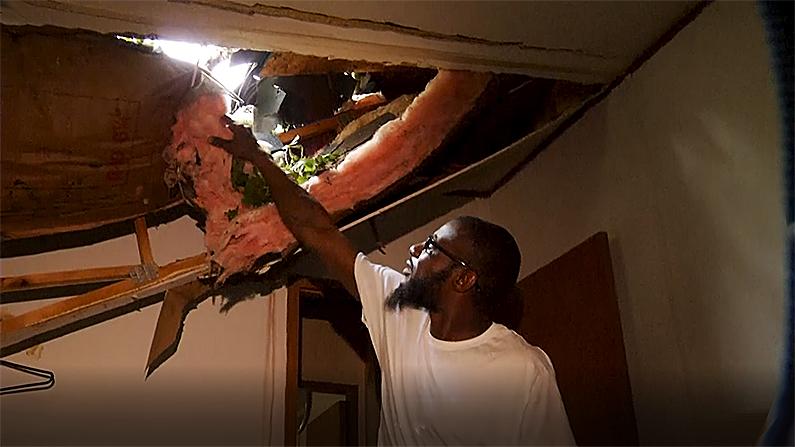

{"left": 366, "top": 3, "right": 785, "bottom": 444}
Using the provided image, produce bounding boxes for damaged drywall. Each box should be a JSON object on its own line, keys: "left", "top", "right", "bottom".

{"left": 0, "top": 0, "right": 693, "bottom": 82}
{"left": 182, "top": 0, "right": 609, "bottom": 57}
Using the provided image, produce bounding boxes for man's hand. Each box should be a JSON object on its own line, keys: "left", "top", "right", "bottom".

{"left": 208, "top": 116, "right": 264, "bottom": 162}
{"left": 204, "top": 115, "right": 359, "bottom": 297}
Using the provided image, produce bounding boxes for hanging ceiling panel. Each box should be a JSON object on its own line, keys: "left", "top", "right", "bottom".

{"left": 0, "top": 0, "right": 699, "bottom": 83}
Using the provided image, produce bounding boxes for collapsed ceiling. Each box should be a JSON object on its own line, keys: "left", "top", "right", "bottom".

{"left": 0, "top": 1, "right": 700, "bottom": 82}
{"left": 0, "top": 25, "right": 597, "bottom": 253}
{"left": 0, "top": 1, "right": 707, "bottom": 368}
{"left": 0, "top": 23, "right": 600, "bottom": 365}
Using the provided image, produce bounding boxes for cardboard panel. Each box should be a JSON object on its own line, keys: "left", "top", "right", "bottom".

{"left": 1, "top": 25, "right": 192, "bottom": 239}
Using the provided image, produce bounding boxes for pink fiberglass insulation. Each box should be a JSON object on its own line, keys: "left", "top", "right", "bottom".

{"left": 165, "top": 70, "right": 490, "bottom": 281}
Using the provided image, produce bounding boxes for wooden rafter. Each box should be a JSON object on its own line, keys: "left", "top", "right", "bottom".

{"left": 277, "top": 95, "right": 386, "bottom": 143}
{"left": 0, "top": 217, "right": 160, "bottom": 294}
{"left": 134, "top": 217, "right": 156, "bottom": 266}
{"left": 0, "top": 254, "right": 209, "bottom": 357}
{"left": 0, "top": 265, "right": 137, "bottom": 292}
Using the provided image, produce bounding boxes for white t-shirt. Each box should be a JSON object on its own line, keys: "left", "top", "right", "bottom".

{"left": 355, "top": 253, "right": 576, "bottom": 446}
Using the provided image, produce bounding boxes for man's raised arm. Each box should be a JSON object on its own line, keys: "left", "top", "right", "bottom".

{"left": 209, "top": 118, "right": 359, "bottom": 297}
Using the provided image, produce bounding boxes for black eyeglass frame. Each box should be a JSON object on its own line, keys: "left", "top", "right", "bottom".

{"left": 423, "top": 235, "right": 480, "bottom": 290}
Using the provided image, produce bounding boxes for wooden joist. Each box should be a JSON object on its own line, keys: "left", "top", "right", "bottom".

{"left": 134, "top": 217, "right": 155, "bottom": 266}
{"left": 0, "top": 265, "right": 137, "bottom": 292}
{"left": 0, "top": 254, "right": 209, "bottom": 357}
{"left": 0, "top": 217, "right": 159, "bottom": 294}
{"left": 277, "top": 95, "right": 387, "bottom": 144}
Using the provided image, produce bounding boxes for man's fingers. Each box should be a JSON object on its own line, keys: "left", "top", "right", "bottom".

{"left": 229, "top": 123, "right": 250, "bottom": 137}
{"left": 210, "top": 116, "right": 256, "bottom": 154}
{"left": 218, "top": 115, "right": 254, "bottom": 140}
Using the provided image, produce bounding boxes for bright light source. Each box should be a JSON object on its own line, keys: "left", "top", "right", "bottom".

{"left": 116, "top": 36, "right": 225, "bottom": 68}
{"left": 211, "top": 60, "right": 252, "bottom": 92}
{"left": 155, "top": 39, "right": 209, "bottom": 65}
{"left": 115, "top": 35, "right": 251, "bottom": 110}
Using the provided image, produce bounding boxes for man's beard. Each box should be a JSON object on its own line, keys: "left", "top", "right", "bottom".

{"left": 385, "top": 266, "right": 454, "bottom": 313}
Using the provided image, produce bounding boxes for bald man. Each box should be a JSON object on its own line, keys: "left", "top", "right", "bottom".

{"left": 211, "top": 122, "right": 575, "bottom": 445}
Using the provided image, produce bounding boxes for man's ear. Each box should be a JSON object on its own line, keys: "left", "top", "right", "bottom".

{"left": 452, "top": 269, "right": 478, "bottom": 293}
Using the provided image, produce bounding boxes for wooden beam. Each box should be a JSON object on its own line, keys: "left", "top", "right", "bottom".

{"left": 134, "top": 216, "right": 156, "bottom": 266}
{"left": 1, "top": 217, "right": 162, "bottom": 296}
{"left": 284, "top": 280, "right": 306, "bottom": 446}
{"left": 145, "top": 281, "right": 211, "bottom": 378}
{"left": 0, "top": 254, "right": 209, "bottom": 357}
{"left": 277, "top": 96, "right": 386, "bottom": 144}
{"left": 0, "top": 265, "right": 135, "bottom": 292}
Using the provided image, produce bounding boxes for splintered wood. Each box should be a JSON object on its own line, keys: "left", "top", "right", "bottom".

{"left": 0, "top": 254, "right": 209, "bottom": 357}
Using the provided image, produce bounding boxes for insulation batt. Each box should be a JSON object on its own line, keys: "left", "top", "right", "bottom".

{"left": 165, "top": 70, "right": 490, "bottom": 281}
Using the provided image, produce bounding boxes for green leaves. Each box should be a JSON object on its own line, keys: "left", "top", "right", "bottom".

{"left": 225, "top": 208, "right": 239, "bottom": 221}
{"left": 230, "top": 158, "right": 248, "bottom": 189}
{"left": 230, "top": 157, "right": 273, "bottom": 207}
{"left": 278, "top": 142, "right": 342, "bottom": 185}
{"left": 228, "top": 140, "right": 345, "bottom": 212}
{"left": 286, "top": 157, "right": 314, "bottom": 185}
{"left": 241, "top": 174, "right": 271, "bottom": 207}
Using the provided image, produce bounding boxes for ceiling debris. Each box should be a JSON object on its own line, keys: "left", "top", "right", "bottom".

{"left": 0, "top": 1, "right": 704, "bottom": 82}
{"left": 0, "top": 22, "right": 602, "bottom": 371}
{"left": 145, "top": 281, "right": 211, "bottom": 378}
{"left": 0, "top": 253, "right": 210, "bottom": 357}
{"left": 164, "top": 70, "right": 493, "bottom": 282}
{"left": 0, "top": 24, "right": 600, "bottom": 259}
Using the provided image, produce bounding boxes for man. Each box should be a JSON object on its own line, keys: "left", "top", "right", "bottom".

{"left": 210, "top": 120, "right": 575, "bottom": 445}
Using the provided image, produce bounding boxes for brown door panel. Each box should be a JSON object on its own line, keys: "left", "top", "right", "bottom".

{"left": 516, "top": 232, "right": 638, "bottom": 445}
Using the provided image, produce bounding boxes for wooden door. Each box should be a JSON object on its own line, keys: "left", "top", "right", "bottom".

{"left": 515, "top": 232, "right": 638, "bottom": 445}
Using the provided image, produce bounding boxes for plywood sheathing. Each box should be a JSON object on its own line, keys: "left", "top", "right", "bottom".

{"left": 0, "top": 25, "right": 191, "bottom": 239}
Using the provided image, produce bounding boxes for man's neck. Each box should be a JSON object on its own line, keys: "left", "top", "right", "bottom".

{"left": 429, "top": 307, "right": 492, "bottom": 342}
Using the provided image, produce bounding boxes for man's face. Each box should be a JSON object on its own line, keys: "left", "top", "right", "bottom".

{"left": 402, "top": 223, "right": 461, "bottom": 279}
{"left": 385, "top": 264, "right": 454, "bottom": 312}
{"left": 386, "top": 222, "right": 462, "bottom": 312}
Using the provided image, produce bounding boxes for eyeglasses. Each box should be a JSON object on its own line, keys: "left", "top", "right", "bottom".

{"left": 423, "top": 235, "right": 478, "bottom": 277}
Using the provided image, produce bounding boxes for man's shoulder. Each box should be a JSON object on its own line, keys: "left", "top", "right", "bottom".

{"left": 355, "top": 253, "right": 405, "bottom": 295}
{"left": 489, "top": 325, "right": 555, "bottom": 376}
{"left": 356, "top": 253, "right": 404, "bottom": 281}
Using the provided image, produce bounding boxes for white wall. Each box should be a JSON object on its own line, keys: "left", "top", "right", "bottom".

{"left": 366, "top": 2, "right": 785, "bottom": 444}
{"left": 301, "top": 319, "right": 371, "bottom": 443}
{"left": 1, "top": 216, "right": 279, "bottom": 446}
